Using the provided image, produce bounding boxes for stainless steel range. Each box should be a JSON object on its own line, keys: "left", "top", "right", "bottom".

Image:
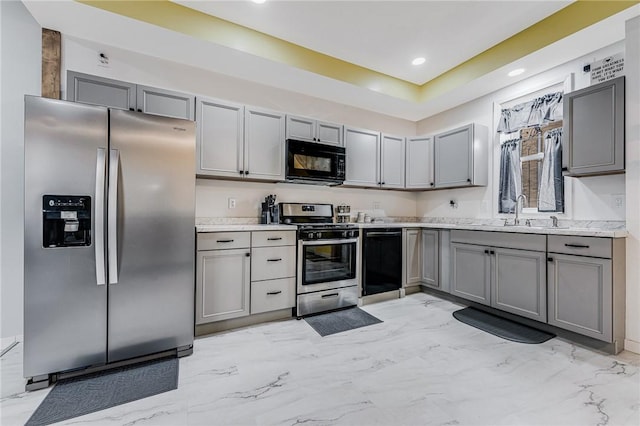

{"left": 279, "top": 203, "right": 360, "bottom": 317}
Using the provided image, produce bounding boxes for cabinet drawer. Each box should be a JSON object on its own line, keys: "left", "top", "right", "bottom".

{"left": 251, "top": 246, "right": 296, "bottom": 281}
{"left": 251, "top": 278, "right": 295, "bottom": 314}
{"left": 197, "top": 232, "right": 251, "bottom": 251}
{"left": 548, "top": 235, "right": 611, "bottom": 258}
{"left": 252, "top": 230, "right": 296, "bottom": 247}
{"left": 451, "top": 230, "right": 545, "bottom": 252}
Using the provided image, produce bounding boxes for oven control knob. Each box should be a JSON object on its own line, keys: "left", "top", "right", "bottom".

{"left": 316, "top": 232, "right": 322, "bottom": 240}
{"left": 348, "top": 230, "right": 355, "bottom": 238}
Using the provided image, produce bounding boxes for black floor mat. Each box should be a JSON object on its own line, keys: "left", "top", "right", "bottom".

{"left": 305, "top": 307, "right": 382, "bottom": 336}
{"left": 453, "top": 307, "right": 555, "bottom": 344}
{"left": 26, "top": 357, "right": 178, "bottom": 426}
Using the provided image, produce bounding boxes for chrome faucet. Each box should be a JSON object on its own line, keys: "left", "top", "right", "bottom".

{"left": 514, "top": 194, "right": 527, "bottom": 225}
{"left": 550, "top": 215, "right": 559, "bottom": 228}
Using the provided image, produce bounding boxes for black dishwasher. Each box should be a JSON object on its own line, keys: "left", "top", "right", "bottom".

{"left": 362, "top": 228, "right": 403, "bottom": 296}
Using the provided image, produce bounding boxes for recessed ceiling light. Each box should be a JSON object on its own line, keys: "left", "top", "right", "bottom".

{"left": 508, "top": 68, "right": 525, "bottom": 77}
{"left": 412, "top": 57, "right": 426, "bottom": 66}
{"left": 252, "top": 0, "right": 266, "bottom": 4}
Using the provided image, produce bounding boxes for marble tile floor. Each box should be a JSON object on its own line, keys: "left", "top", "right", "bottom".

{"left": 1, "top": 292, "right": 639, "bottom": 426}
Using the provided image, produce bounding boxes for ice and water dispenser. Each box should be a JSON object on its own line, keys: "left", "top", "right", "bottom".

{"left": 42, "top": 195, "right": 91, "bottom": 248}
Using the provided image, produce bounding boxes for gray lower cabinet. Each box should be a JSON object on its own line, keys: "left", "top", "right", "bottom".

{"left": 564, "top": 76, "right": 625, "bottom": 176}
{"left": 546, "top": 235, "right": 625, "bottom": 347}
{"left": 403, "top": 229, "right": 421, "bottom": 287}
{"left": 196, "top": 246, "right": 251, "bottom": 324}
{"left": 421, "top": 230, "right": 439, "bottom": 289}
{"left": 450, "top": 230, "right": 546, "bottom": 320}
{"left": 67, "top": 71, "right": 195, "bottom": 120}
{"left": 492, "top": 247, "right": 546, "bottom": 322}
{"left": 451, "top": 242, "right": 491, "bottom": 305}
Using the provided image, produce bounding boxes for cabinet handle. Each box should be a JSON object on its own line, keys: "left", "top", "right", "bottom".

{"left": 490, "top": 250, "right": 495, "bottom": 255}
{"left": 216, "top": 239, "right": 234, "bottom": 243}
{"left": 430, "top": 182, "right": 434, "bottom": 186}
{"left": 245, "top": 171, "right": 249, "bottom": 175}
{"left": 267, "top": 237, "right": 283, "bottom": 241}
{"left": 245, "top": 253, "right": 250, "bottom": 257}
{"left": 267, "top": 290, "right": 282, "bottom": 295}
{"left": 129, "top": 108, "right": 135, "bottom": 111}
{"left": 467, "top": 178, "right": 471, "bottom": 183}
{"left": 484, "top": 249, "right": 489, "bottom": 254}
{"left": 239, "top": 170, "right": 244, "bottom": 175}
{"left": 547, "top": 257, "right": 554, "bottom": 262}
{"left": 267, "top": 258, "right": 282, "bottom": 262}
{"left": 321, "top": 293, "right": 339, "bottom": 298}
{"left": 137, "top": 108, "right": 142, "bottom": 113}
{"left": 381, "top": 182, "right": 385, "bottom": 185}
{"left": 565, "top": 243, "right": 589, "bottom": 248}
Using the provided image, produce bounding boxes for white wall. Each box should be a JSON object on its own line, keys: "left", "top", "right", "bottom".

{"left": 415, "top": 41, "right": 627, "bottom": 223}
{"left": 0, "top": 1, "right": 41, "bottom": 344}
{"left": 624, "top": 16, "right": 640, "bottom": 353}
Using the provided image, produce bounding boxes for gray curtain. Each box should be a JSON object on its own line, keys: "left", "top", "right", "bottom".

{"left": 538, "top": 128, "right": 564, "bottom": 212}
{"left": 498, "top": 139, "right": 521, "bottom": 213}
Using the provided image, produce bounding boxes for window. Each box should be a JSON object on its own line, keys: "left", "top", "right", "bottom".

{"left": 496, "top": 82, "right": 568, "bottom": 214}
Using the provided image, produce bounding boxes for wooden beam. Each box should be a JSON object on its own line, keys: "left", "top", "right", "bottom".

{"left": 42, "top": 28, "right": 61, "bottom": 99}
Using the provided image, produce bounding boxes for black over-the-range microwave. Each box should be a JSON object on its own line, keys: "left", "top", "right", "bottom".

{"left": 285, "top": 139, "right": 346, "bottom": 185}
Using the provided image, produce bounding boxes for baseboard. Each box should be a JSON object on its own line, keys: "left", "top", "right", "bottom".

{"left": 624, "top": 338, "right": 640, "bottom": 354}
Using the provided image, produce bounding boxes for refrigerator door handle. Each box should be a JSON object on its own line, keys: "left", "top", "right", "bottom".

{"left": 108, "top": 149, "right": 120, "bottom": 284}
{"left": 95, "top": 148, "right": 107, "bottom": 285}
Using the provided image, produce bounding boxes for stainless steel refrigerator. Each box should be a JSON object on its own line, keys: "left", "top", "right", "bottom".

{"left": 24, "top": 96, "right": 195, "bottom": 389}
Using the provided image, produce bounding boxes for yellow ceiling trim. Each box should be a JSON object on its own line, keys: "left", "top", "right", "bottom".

{"left": 419, "top": 0, "right": 640, "bottom": 102}
{"left": 76, "top": 0, "right": 418, "bottom": 102}
{"left": 77, "top": 0, "right": 637, "bottom": 104}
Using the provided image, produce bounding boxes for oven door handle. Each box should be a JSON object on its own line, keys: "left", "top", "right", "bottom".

{"left": 300, "top": 238, "right": 359, "bottom": 246}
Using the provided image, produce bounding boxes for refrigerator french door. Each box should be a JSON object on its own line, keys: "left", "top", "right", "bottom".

{"left": 24, "top": 96, "right": 195, "bottom": 383}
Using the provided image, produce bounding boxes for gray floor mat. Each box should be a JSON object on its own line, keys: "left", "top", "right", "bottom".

{"left": 453, "top": 307, "right": 555, "bottom": 344}
{"left": 305, "top": 307, "right": 383, "bottom": 336}
{"left": 26, "top": 357, "right": 178, "bottom": 426}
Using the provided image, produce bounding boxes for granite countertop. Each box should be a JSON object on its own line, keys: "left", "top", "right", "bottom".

{"left": 195, "top": 218, "right": 627, "bottom": 238}
{"left": 353, "top": 222, "right": 628, "bottom": 238}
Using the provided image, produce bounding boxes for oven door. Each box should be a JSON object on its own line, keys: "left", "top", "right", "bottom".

{"left": 297, "top": 238, "right": 358, "bottom": 294}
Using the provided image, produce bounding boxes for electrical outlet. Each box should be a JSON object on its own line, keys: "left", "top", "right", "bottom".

{"left": 372, "top": 201, "right": 381, "bottom": 210}
{"left": 228, "top": 198, "right": 237, "bottom": 209}
{"left": 612, "top": 194, "right": 625, "bottom": 211}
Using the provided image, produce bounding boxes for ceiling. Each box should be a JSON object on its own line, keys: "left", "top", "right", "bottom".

{"left": 22, "top": 1, "right": 640, "bottom": 121}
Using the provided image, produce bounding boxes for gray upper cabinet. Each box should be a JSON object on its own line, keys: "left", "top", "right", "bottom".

{"left": 564, "top": 76, "right": 625, "bottom": 176}
{"left": 405, "top": 135, "right": 434, "bottom": 189}
{"left": 434, "top": 123, "right": 488, "bottom": 188}
{"left": 67, "top": 71, "right": 194, "bottom": 120}
{"left": 244, "top": 106, "right": 286, "bottom": 181}
{"left": 67, "top": 71, "right": 136, "bottom": 110}
{"left": 196, "top": 97, "right": 245, "bottom": 178}
{"left": 344, "top": 126, "right": 380, "bottom": 187}
{"left": 136, "top": 85, "right": 195, "bottom": 120}
{"left": 421, "top": 230, "right": 439, "bottom": 289}
{"left": 380, "top": 134, "right": 406, "bottom": 188}
{"left": 286, "top": 115, "right": 343, "bottom": 145}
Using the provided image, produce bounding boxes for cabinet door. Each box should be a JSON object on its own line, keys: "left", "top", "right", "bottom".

{"left": 136, "top": 85, "right": 195, "bottom": 120}
{"left": 492, "top": 248, "right": 546, "bottom": 322}
{"left": 421, "top": 230, "right": 439, "bottom": 288}
{"left": 548, "top": 254, "right": 612, "bottom": 342}
{"left": 196, "top": 97, "right": 244, "bottom": 177}
{"left": 317, "top": 121, "right": 343, "bottom": 145}
{"left": 381, "top": 134, "right": 406, "bottom": 189}
{"left": 451, "top": 242, "right": 490, "bottom": 305}
{"left": 404, "top": 229, "right": 422, "bottom": 287}
{"left": 434, "top": 124, "right": 473, "bottom": 188}
{"left": 286, "top": 115, "right": 315, "bottom": 142}
{"left": 244, "top": 106, "right": 286, "bottom": 181}
{"left": 344, "top": 126, "right": 380, "bottom": 187}
{"left": 564, "top": 76, "right": 625, "bottom": 176}
{"left": 196, "top": 248, "right": 251, "bottom": 324}
{"left": 67, "top": 71, "right": 135, "bottom": 110}
{"left": 406, "top": 136, "right": 434, "bottom": 189}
